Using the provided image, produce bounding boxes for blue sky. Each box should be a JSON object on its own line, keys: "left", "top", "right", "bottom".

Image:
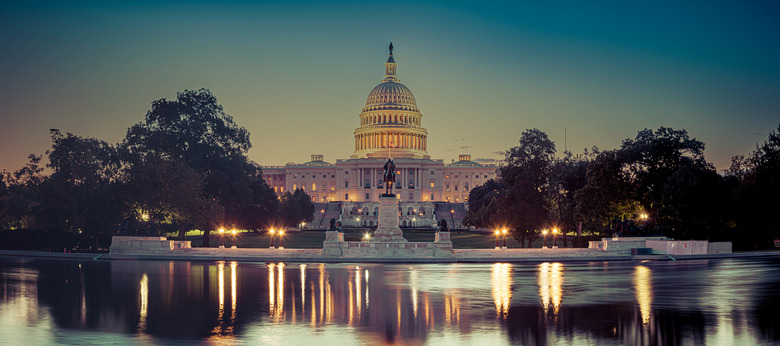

{"left": 1, "top": 0, "right": 778, "bottom": 171}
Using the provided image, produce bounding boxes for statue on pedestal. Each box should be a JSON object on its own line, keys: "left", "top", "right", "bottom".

{"left": 383, "top": 158, "right": 396, "bottom": 195}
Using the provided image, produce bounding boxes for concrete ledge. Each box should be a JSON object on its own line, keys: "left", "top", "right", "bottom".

{"left": 6, "top": 248, "right": 777, "bottom": 264}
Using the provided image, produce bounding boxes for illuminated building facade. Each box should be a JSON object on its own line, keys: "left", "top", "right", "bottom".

{"left": 261, "top": 46, "right": 497, "bottom": 228}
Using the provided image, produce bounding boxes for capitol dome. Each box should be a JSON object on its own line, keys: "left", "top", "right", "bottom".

{"left": 363, "top": 82, "right": 419, "bottom": 112}
{"left": 353, "top": 43, "right": 429, "bottom": 159}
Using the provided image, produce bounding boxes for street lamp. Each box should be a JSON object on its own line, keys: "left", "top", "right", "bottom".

{"left": 269, "top": 229, "right": 276, "bottom": 248}
{"left": 495, "top": 230, "right": 500, "bottom": 249}
{"left": 231, "top": 229, "right": 238, "bottom": 248}
{"left": 502, "top": 229, "right": 508, "bottom": 249}
{"left": 542, "top": 230, "right": 548, "bottom": 249}
{"left": 363, "top": 233, "right": 371, "bottom": 242}
{"left": 552, "top": 228, "right": 559, "bottom": 249}
{"left": 279, "top": 230, "right": 285, "bottom": 249}
{"left": 218, "top": 228, "right": 225, "bottom": 249}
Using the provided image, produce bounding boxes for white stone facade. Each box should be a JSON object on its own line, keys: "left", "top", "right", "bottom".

{"left": 260, "top": 46, "right": 497, "bottom": 218}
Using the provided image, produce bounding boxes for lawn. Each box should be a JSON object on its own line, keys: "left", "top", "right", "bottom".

{"left": 190, "top": 229, "right": 573, "bottom": 249}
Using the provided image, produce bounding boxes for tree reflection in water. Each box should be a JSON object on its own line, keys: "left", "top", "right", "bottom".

{"left": 0, "top": 258, "right": 779, "bottom": 344}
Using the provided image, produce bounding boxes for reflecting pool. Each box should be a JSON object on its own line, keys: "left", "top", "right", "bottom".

{"left": 1, "top": 257, "right": 779, "bottom": 345}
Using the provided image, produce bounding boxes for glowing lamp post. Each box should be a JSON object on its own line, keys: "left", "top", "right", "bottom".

{"left": 552, "top": 228, "right": 559, "bottom": 249}
{"left": 279, "top": 230, "right": 285, "bottom": 249}
{"left": 218, "top": 228, "right": 225, "bottom": 249}
{"left": 502, "top": 229, "right": 508, "bottom": 249}
{"left": 231, "top": 229, "right": 238, "bottom": 248}
{"left": 542, "top": 230, "right": 548, "bottom": 249}
{"left": 495, "top": 230, "right": 500, "bottom": 250}
{"left": 269, "top": 229, "right": 276, "bottom": 248}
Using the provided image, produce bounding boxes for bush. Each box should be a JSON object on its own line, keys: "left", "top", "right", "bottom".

{"left": 0, "top": 229, "right": 77, "bottom": 252}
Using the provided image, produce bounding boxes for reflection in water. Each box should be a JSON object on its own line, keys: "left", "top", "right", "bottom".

{"left": 410, "top": 267, "right": 418, "bottom": 319}
{"left": 268, "top": 262, "right": 285, "bottom": 322}
{"left": 138, "top": 273, "right": 148, "bottom": 333}
{"left": 230, "top": 261, "right": 237, "bottom": 330}
{"left": 444, "top": 289, "right": 461, "bottom": 326}
{"left": 634, "top": 265, "right": 653, "bottom": 327}
{"left": 268, "top": 263, "right": 275, "bottom": 319}
{"left": 2, "top": 258, "right": 780, "bottom": 345}
{"left": 491, "top": 263, "right": 512, "bottom": 319}
{"left": 538, "top": 262, "right": 564, "bottom": 317}
{"left": 299, "top": 264, "right": 306, "bottom": 318}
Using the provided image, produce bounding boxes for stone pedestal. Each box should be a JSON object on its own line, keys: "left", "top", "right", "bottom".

{"left": 372, "top": 195, "right": 407, "bottom": 242}
{"left": 322, "top": 231, "right": 344, "bottom": 256}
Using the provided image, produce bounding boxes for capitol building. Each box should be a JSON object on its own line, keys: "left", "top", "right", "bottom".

{"left": 261, "top": 45, "right": 497, "bottom": 229}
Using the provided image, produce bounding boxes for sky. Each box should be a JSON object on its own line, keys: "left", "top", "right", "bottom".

{"left": 1, "top": 0, "right": 779, "bottom": 172}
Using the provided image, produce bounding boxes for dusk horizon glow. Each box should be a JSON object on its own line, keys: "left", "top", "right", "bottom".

{"left": 2, "top": 1, "right": 779, "bottom": 172}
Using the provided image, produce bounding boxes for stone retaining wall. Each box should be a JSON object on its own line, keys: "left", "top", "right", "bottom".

{"left": 322, "top": 231, "right": 453, "bottom": 257}
{"left": 110, "top": 236, "right": 191, "bottom": 254}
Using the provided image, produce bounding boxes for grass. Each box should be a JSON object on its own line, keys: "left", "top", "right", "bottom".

{"left": 189, "top": 229, "right": 575, "bottom": 249}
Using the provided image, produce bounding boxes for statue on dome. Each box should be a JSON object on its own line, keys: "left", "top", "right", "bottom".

{"left": 383, "top": 158, "right": 396, "bottom": 195}
{"left": 389, "top": 42, "right": 393, "bottom": 55}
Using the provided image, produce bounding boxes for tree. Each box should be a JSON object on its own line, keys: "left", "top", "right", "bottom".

{"left": 120, "top": 155, "right": 223, "bottom": 237}
{"left": 279, "top": 189, "right": 315, "bottom": 228}
{"left": 122, "top": 89, "right": 276, "bottom": 246}
{"left": 575, "top": 150, "right": 640, "bottom": 234}
{"left": 499, "top": 129, "right": 556, "bottom": 247}
{"left": 36, "top": 131, "right": 122, "bottom": 249}
{"left": 727, "top": 123, "right": 780, "bottom": 248}
{"left": 619, "top": 127, "right": 711, "bottom": 220}
{"left": 0, "top": 155, "right": 44, "bottom": 230}
{"left": 547, "top": 151, "right": 589, "bottom": 245}
{"left": 462, "top": 179, "right": 505, "bottom": 228}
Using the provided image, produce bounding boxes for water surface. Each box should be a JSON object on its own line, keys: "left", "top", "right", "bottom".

{"left": 1, "top": 257, "right": 778, "bottom": 345}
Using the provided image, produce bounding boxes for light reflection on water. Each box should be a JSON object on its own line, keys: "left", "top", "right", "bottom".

{"left": 0, "top": 257, "right": 779, "bottom": 345}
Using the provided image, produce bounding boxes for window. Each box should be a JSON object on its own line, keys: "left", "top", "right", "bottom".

{"left": 430, "top": 170, "right": 434, "bottom": 175}
{"left": 345, "top": 170, "right": 349, "bottom": 174}
{"left": 446, "top": 184, "right": 450, "bottom": 191}
{"left": 365, "top": 179, "right": 371, "bottom": 188}
{"left": 465, "top": 175, "right": 468, "bottom": 178}
{"left": 302, "top": 175, "right": 306, "bottom": 178}
{"left": 312, "top": 196, "right": 316, "bottom": 202}
{"left": 294, "top": 174, "right": 298, "bottom": 178}
{"left": 430, "top": 182, "right": 434, "bottom": 188}
{"left": 465, "top": 182, "right": 469, "bottom": 189}
{"left": 408, "top": 179, "right": 414, "bottom": 189}
{"left": 345, "top": 193, "right": 349, "bottom": 200}
{"left": 455, "top": 185, "right": 458, "bottom": 191}
{"left": 430, "top": 193, "right": 434, "bottom": 200}
{"left": 365, "top": 193, "right": 370, "bottom": 200}
{"left": 322, "top": 174, "right": 326, "bottom": 178}
{"left": 344, "top": 180, "right": 349, "bottom": 188}
{"left": 409, "top": 193, "right": 414, "bottom": 200}
{"left": 293, "top": 184, "right": 297, "bottom": 190}
{"left": 446, "top": 175, "right": 450, "bottom": 179}
{"left": 312, "top": 183, "right": 316, "bottom": 191}
{"left": 484, "top": 175, "right": 488, "bottom": 178}
{"left": 332, "top": 174, "right": 335, "bottom": 178}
